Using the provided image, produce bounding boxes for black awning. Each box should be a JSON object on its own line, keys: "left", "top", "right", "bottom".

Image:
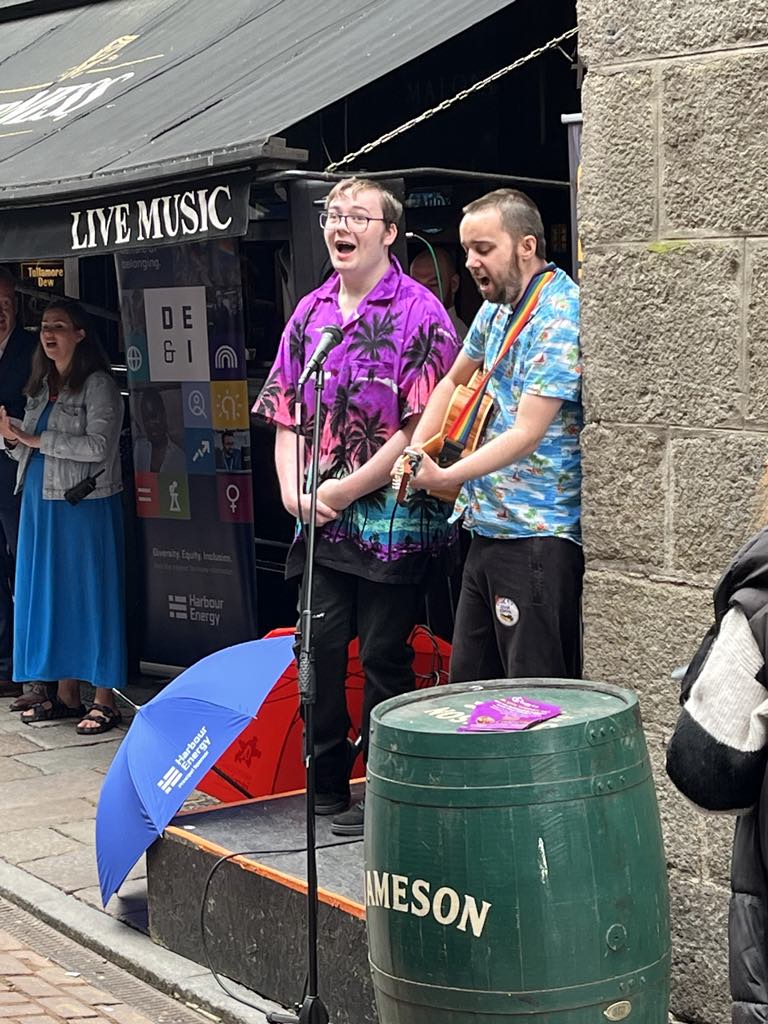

{"left": 0, "top": 0, "right": 512, "bottom": 219}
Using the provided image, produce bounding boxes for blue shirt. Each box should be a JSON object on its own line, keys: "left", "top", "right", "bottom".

{"left": 455, "top": 267, "right": 582, "bottom": 542}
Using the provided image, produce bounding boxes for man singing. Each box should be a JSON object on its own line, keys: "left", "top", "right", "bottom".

{"left": 253, "top": 178, "right": 460, "bottom": 835}
{"left": 406, "top": 189, "right": 583, "bottom": 681}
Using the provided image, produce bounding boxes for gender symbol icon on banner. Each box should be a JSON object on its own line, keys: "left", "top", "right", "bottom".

{"left": 217, "top": 475, "right": 253, "bottom": 523}
{"left": 226, "top": 483, "right": 240, "bottom": 512}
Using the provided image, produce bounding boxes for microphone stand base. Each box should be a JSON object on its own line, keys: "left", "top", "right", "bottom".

{"left": 266, "top": 995, "right": 330, "bottom": 1024}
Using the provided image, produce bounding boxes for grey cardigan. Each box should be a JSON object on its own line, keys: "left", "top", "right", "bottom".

{"left": 9, "top": 371, "right": 124, "bottom": 500}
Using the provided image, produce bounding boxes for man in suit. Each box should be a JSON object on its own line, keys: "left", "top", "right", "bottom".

{"left": 216, "top": 431, "right": 243, "bottom": 472}
{"left": 0, "top": 268, "right": 35, "bottom": 699}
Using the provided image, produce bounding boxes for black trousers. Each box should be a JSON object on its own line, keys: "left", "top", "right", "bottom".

{"left": 0, "top": 501, "right": 19, "bottom": 679}
{"left": 450, "top": 535, "right": 584, "bottom": 684}
{"left": 309, "top": 563, "right": 423, "bottom": 795}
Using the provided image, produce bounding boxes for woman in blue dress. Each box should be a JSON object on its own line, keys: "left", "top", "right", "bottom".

{"left": 0, "top": 299, "right": 126, "bottom": 735}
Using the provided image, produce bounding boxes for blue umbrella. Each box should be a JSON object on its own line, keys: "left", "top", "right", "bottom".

{"left": 96, "top": 634, "right": 295, "bottom": 905}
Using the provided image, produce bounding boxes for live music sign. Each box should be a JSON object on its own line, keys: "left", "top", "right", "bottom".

{"left": 0, "top": 171, "right": 251, "bottom": 261}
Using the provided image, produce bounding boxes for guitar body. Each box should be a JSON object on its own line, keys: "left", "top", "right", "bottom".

{"left": 396, "top": 372, "right": 495, "bottom": 505}
{"left": 394, "top": 271, "right": 555, "bottom": 508}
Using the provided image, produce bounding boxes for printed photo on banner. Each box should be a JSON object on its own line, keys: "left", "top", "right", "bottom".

{"left": 131, "top": 384, "right": 186, "bottom": 475}
{"left": 214, "top": 429, "right": 250, "bottom": 473}
{"left": 172, "top": 243, "right": 216, "bottom": 289}
{"left": 173, "top": 239, "right": 241, "bottom": 290}
{"left": 210, "top": 289, "right": 238, "bottom": 346}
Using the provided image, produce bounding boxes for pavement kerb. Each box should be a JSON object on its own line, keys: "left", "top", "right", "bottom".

{"left": 0, "top": 858, "right": 283, "bottom": 1024}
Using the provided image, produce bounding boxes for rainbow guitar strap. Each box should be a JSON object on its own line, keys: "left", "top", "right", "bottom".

{"left": 438, "top": 263, "right": 557, "bottom": 466}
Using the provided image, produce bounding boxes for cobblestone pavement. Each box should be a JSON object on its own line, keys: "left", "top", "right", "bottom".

{"left": 0, "top": 896, "right": 215, "bottom": 1023}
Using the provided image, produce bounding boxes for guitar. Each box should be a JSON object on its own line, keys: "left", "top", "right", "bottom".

{"left": 394, "top": 371, "right": 495, "bottom": 505}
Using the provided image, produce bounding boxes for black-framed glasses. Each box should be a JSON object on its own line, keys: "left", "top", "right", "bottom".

{"left": 318, "top": 211, "right": 387, "bottom": 233}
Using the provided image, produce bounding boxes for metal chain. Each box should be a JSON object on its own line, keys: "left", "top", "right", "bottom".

{"left": 325, "top": 25, "right": 578, "bottom": 173}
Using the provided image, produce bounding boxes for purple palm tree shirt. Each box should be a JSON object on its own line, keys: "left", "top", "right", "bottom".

{"left": 253, "top": 258, "right": 461, "bottom": 582}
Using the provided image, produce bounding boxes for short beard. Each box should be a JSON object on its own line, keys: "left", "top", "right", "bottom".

{"left": 479, "top": 258, "right": 525, "bottom": 306}
{"left": 481, "top": 273, "right": 522, "bottom": 307}
{"left": 502, "top": 261, "right": 524, "bottom": 305}
{"left": 477, "top": 281, "right": 502, "bottom": 305}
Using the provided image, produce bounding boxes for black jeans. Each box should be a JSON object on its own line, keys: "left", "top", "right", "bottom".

{"left": 0, "top": 501, "right": 19, "bottom": 679}
{"left": 308, "top": 563, "right": 423, "bottom": 795}
{"left": 450, "top": 535, "right": 584, "bottom": 684}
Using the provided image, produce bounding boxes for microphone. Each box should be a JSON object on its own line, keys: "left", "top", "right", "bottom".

{"left": 298, "top": 326, "right": 344, "bottom": 387}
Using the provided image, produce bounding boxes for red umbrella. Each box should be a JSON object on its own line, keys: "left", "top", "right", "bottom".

{"left": 198, "top": 624, "right": 450, "bottom": 802}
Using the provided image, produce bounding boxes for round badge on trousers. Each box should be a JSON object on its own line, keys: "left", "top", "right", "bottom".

{"left": 495, "top": 595, "right": 519, "bottom": 627}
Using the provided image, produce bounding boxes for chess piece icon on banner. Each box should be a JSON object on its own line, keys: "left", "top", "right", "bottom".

{"left": 168, "top": 480, "right": 181, "bottom": 513}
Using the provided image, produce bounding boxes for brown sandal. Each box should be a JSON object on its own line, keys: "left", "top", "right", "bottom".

{"left": 22, "top": 697, "right": 86, "bottom": 724}
{"left": 76, "top": 703, "right": 122, "bottom": 736}
{"left": 9, "top": 684, "right": 53, "bottom": 713}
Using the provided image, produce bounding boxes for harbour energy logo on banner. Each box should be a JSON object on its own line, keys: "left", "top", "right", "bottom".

{"left": 117, "top": 240, "right": 258, "bottom": 669}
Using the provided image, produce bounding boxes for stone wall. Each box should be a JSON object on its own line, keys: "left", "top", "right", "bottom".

{"left": 578, "top": 3, "right": 768, "bottom": 1020}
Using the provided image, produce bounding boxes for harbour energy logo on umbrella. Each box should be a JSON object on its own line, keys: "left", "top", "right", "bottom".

{"left": 156, "top": 725, "right": 212, "bottom": 794}
{"left": 157, "top": 766, "right": 185, "bottom": 795}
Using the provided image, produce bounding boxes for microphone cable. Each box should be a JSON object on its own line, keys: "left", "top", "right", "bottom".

{"left": 198, "top": 837, "right": 363, "bottom": 1012}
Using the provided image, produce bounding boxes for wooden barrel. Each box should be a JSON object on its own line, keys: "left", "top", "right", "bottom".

{"left": 365, "top": 680, "right": 670, "bottom": 1024}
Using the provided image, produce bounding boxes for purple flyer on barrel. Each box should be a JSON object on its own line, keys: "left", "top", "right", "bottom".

{"left": 458, "top": 696, "right": 562, "bottom": 733}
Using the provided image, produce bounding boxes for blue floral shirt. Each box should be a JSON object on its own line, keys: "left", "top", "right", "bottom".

{"left": 455, "top": 267, "right": 582, "bottom": 542}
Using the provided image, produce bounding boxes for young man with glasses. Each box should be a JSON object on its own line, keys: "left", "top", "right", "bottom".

{"left": 253, "top": 178, "right": 460, "bottom": 835}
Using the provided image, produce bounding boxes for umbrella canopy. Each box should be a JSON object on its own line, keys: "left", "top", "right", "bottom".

{"left": 197, "top": 624, "right": 451, "bottom": 803}
{"left": 95, "top": 634, "right": 294, "bottom": 906}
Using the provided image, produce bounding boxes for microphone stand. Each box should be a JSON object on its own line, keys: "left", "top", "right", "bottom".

{"left": 266, "top": 367, "right": 329, "bottom": 1024}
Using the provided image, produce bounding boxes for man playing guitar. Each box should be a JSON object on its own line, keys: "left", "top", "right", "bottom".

{"left": 401, "top": 189, "right": 583, "bottom": 681}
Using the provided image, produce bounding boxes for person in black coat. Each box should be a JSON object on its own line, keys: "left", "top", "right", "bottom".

{"left": 0, "top": 268, "right": 36, "bottom": 702}
{"left": 667, "top": 527, "right": 768, "bottom": 1021}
